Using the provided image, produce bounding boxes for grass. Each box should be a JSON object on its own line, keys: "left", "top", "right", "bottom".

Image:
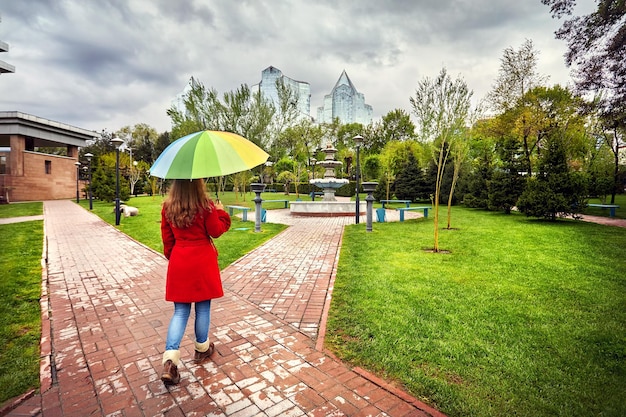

{"left": 326, "top": 207, "right": 626, "bottom": 417}
{"left": 0, "top": 202, "right": 43, "bottom": 219}
{"left": 0, "top": 221, "right": 43, "bottom": 404}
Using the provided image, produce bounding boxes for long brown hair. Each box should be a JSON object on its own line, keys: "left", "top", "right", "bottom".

{"left": 164, "top": 179, "right": 212, "bottom": 228}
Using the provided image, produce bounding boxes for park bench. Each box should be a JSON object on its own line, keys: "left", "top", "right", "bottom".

{"left": 380, "top": 199, "right": 411, "bottom": 208}
{"left": 396, "top": 206, "right": 430, "bottom": 221}
{"left": 309, "top": 191, "right": 324, "bottom": 200}
{"left": 262, "top": 199, "right": 290, "bottom": 208}
{"left": 587, "top": 203, "right": 620, "bottom": 217}
{"left": 225, "top": 205, "right": 251, "bottom": 221}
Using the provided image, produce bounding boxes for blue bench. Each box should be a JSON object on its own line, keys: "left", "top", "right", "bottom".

{"left": 225, "top": 205, "right": 251, "bottom": 221}
{"left": 588, "top": 203, "right": 620, "bottom": 217}
{"left": 380, "top": 199, "right": 411, "bottom": 208}
{"left": 396, "top": 206, "right": 430, "bottom": 221}
{"left": 262, "top": 199, "right": 290, "bottom": 208}
{"left": 309, "top": 192, "right": 323, "bottom": 200}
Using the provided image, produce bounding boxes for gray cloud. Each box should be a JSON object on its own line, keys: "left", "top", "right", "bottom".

{"left": 0, "top": 0, "right": 572, "bottom": 133}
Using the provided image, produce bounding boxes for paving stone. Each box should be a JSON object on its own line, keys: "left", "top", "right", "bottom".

{"left": 4, "top": 201, "right": 442, "bottom": 417}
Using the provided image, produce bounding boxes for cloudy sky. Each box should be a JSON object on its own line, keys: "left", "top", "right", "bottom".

{"left": 0, "top": 0, "right": 591, "bottom": 136}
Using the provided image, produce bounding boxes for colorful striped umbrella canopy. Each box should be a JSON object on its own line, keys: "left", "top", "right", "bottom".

{"left": 149, "top": 130, "right": 270, "bottom": 179}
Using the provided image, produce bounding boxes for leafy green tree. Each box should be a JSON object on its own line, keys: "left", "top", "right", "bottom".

{"left": 155, "top": 131, "right": 172, "bottom": 159}
{"left": 460, "top": 125, "right": 496, "bottom": 209}
{"left": 271, "top": 119, "right": 324, "bottom": 163}
{"left": 379, "top": 140, "right": 423, "bottom": 201}
{"left": 542, "top": 0, "right": 626, "bottom": 123}
{"left": 487, "top": 136, "right": 526, "bottom": 213}
{"left": 394, "top": 153, "right": 423, "bottom": 201}
{"left": 116, "top": 124, "right": 159, "bottom": 164}
{"left": 91, "top": 163, "right": 130, "bottom": 203}
{"left": 367, "top": 109, "right": 416, "bottom": 154}
{"left": 362, "top": 155, "right": 381, "bottom": 182}
{"left": 517, "top": 134, "right": 588, "bottom": 220}
{"left": 276, "top": 171, "right": 296, "bottom": 195}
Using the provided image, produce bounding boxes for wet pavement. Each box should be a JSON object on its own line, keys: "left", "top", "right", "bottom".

{"left": 3, "top": 200, "right": 440, "bottom": 417}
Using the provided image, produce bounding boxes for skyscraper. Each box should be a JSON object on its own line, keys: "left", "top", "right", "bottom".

{"left": 316, "top": 70, "right": 372, "bottom": 125}
{"left": 253, "top": 66, "right": 312, "bottom": 121}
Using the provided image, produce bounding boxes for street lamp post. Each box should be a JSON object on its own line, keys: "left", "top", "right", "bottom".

{"left": 362, "top": 182, "right": 378, "bottom": 232}
{"left": 111, "top": 136, "right": 124, "bottom": 225}
{"left": 250, "top": 183, "right": 266, "bottom": 233}
{"left": 84, "top": 153, "right": 93, "bottom": 210}
{"left": 310, "top": 157, "right": 317, "bottom": 201}
{"left": 74, "top": 161, "right": 81, "bottom": 203}
{"left": 353, "top": 135, "right": 364, "bottom": 224}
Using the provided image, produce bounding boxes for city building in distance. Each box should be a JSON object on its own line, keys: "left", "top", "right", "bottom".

{"left": 317, "top": 70, "right": 372, "bottom": 125}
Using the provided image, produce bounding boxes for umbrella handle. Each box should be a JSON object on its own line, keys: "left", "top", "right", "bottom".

{"left": 212, "top": 177, "right": 219, "bottom": 202}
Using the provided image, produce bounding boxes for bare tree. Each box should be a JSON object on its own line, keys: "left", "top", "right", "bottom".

{"left": 486, "top": 39, "right": 548, "bottom": 113}
{"left": 410, "top": 68, "right": 472, "bottom": 252}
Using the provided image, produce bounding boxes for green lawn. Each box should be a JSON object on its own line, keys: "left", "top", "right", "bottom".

{"left": 0, "top": 221, "right": 43, "bottom": 404}
{"left": 327, "top": 207, "right": 626, "bottom": 417}
{"left": 0, "top": 202, "right": 43, "bottom": 219}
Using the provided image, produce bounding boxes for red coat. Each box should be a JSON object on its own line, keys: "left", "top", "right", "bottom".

{"left": 161, "top": 203, "right": 231, "bottom": 302}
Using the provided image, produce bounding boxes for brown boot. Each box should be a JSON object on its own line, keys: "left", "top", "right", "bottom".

{"left": 161, "top": 350, "right": 181, "bottom": 385}
{"left": 194, "top": 341, "right": 215, "bottom": 364}
{"left": 161, "top": 360, "right": 180, "bottom": 385}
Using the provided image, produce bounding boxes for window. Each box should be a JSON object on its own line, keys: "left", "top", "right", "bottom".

{"left": 45, "top": 160, "right": 51, "bottom": 174}
{"left": 0, "top": 156, "right": 6, "bottom": 175}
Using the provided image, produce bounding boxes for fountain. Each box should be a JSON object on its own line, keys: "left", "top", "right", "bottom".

{"left": 290, "top": 144, "right": 365, "bottom": 216}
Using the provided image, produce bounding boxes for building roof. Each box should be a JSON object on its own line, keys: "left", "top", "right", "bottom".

{"left": 0, "top": 111, "right": 99, "bottom": 147}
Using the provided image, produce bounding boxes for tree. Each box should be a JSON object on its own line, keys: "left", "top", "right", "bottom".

{"left": 367, "top": 109, "right": 416, "bottom": 154}
{"left": 542, "top": 0, "right": 626, "bottom": 124}
{"left": 394, "top": 153, "right": 423, "bottom": 202}
{"left": 378, "top": 140, "right": 423, "bottom": 201}
{"left": 446, "top": 131, "right": 470, "bottom": 228}
{"left": 517, "top": 131, "right": 588, "bottom": 220}
{"left": 116, "top": 124, "right": 159, "bottom": 164}
{"left": 487, "top": 136, "right": 526, "bottom": 213}
{"left": 410, "top": 67, "right": 472, "bottom": 252}
{"left": 486, "top": 39, "right": 548, "bottom": 113}
{"left": 362, "top": 155, "right": 382, "bottom": 181}
{"left": 128, "top": 160, "right": 150, "bottom": 196}
{"left": 271, "top": 119, "right": 323, "bottom": 163}
{"left": 589, "top": 107, "right": 625, "bottom": 204}
{"left": 460, "top": 120, "right": 496, "bottom": 209}
{"left": 90, "top": 155, "right": 130, "bottom": 203}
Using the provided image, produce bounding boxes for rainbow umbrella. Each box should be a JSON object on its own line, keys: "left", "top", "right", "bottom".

{"left": 149, "top": 130, "right": 270, "bottom": 179}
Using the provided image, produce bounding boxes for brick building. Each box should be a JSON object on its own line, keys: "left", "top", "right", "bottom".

{"left": 0, "top": 111, "right": 97, "bottom": 202}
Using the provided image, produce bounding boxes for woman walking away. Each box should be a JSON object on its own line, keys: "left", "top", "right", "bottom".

{"left": 160, "top": 179, "right": 231, "bottom": 385}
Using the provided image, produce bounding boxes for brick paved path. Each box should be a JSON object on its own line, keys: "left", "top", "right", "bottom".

{"left": 5, "top": 200, "right": 441, "bottom": 417}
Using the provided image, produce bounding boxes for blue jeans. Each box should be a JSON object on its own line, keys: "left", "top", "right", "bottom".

{"left": 165, "top": 300, "right": 212, "bottom": 351}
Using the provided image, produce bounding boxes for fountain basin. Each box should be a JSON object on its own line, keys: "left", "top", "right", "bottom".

{"left": 290, "top": 201, "right": 365, "bottom": 217}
